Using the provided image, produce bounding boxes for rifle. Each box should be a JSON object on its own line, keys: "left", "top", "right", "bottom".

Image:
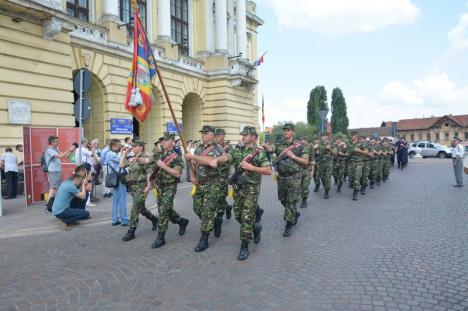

{"left": 271, "top": 141, "right": 303, "bottom": 167}
{"left": 228, "top": 148, "right": 261, "bottom": 185}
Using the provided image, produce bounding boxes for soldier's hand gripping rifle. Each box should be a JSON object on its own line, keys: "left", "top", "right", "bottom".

{"left": 271, "top": 141, "right": 303, "bottom": 168}
{"left": 228, "top": 148, "right": 261, "bottom": 185}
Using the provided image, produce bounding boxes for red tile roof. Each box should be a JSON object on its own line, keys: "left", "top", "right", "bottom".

{"left": 397, "top": 114, "right": 468, "bottom": 131}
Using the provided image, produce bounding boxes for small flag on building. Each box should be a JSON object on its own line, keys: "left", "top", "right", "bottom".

{"left": 253, "top": 51, "right": 267, "bottom": 67}
{"left": 125, "top": 1, "right": 157, "bottom": 123}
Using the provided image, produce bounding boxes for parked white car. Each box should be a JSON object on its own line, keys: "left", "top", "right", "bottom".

{"left": 408, "top": 141, "right": 452, "bottom": 158}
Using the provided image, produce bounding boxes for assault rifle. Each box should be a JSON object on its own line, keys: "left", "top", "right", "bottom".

{"left": 228, "top": 148, "right": 261, "bottom": 185}
{"left": 271, "top": 141, "right": 303, "bottom": 167}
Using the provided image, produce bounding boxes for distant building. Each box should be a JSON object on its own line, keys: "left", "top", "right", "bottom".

{"left": 348, "top": 122, "right": 395, "bottom": 138}
{"left": 397, "top": 114, "right": 468, "bottom": 144}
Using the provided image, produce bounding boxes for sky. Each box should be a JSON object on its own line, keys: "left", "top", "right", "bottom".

{"left": 255, "top": 0, "right": 468, "bottom": 128}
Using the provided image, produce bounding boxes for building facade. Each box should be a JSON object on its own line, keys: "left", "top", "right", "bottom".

{"left": 397, "top": 114, "right": 468, "bottom": 144}
{"left": 0, "top": 0, "right": 263, "bottom": 147}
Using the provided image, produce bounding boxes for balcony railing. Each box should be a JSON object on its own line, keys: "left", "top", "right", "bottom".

{"left": 69, "top": 19, "right": 107, "bottom": 44}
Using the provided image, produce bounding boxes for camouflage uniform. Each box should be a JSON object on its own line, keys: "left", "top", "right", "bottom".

{"left": 332, "top": 142, "right": 347, "bottom": 189}
{"left": 347, "top": 140, "right": 365, "bottom": 191}
{"left": 226, "top": 145, "right": 270, "bottom": 241}
{"left": 376, "top": 143, "right": 384, "bottom": 183}
{"left": 216, "top": 143, "right": 233, "bottom": 218}
{"left": 318, "top": 140, "right": 337, "bottom": 193}
{"left": 382, "top": 143, "right": 392, "bottom": 180}
{"left": 154, "top": 149, "right": 184, "bottom": 233}
{"left": 274, "top": 140, "right": 309, "bottom": 223}
{"left": 368, "top": 143, "right": 378, "bottom": 187}
{"left": 193, "top": 142, "right": 224, "bottom": 233}
{"left": 300, "top": 142, "right": 313, "bottom": 201}
{"left": 360, "top": 141, "right": 371, "bottom": 189}
{"left": 126, "top": 157, "right": 158, "bottom": 228}
{"left": 312, "top": 142, "right": 321, "bottom": 190}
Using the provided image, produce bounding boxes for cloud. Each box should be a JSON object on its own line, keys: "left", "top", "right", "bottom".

{"left": 263, "top": 96, "right": 308, "bottom": 126}
{"left": 264, "top": 0, "right": 421, "bottom": 34}
{"left": 348, "top": 72, "right": 468, "bottom": 127}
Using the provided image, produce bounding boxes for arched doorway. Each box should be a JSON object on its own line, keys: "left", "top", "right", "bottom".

{"left": 182, "top": 93, "right": 203, "bottom": 141}
{"left": 83, "top": 74, "right": 105, "bottom": 144}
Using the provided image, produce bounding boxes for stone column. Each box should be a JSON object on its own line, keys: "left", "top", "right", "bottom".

{"left": 158, "top": 0, "right": 171, "bottom": 41}
{"left": 215, "top": 0, "right": 228, "bottom": 53}
{"left": 227, "top": 0, "right": 235, "bottom": 55}
{"left": 236, "top": 0, "right": 247, "bottom": 57}
{"left": 101, "top": 0, "right": 120, "bottom": 22}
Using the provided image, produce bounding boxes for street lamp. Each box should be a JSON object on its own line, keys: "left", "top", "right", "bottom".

{"left": 319, "top": 108, "right": 329, "bottom": 135}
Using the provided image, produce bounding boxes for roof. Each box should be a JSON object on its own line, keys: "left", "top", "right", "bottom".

{"left": 348, "top": 127, "right": 393, "bottom": 137}
{"left": 397, "top": 114, "right": 468, "bottom": 131}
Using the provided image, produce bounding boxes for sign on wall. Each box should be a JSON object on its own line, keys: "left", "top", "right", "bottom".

{"left": 166, "top": 122, "right": 183, "bottom": 134}
{"left": 110, "top": 118, "right": 133, "bottom": 134}
{"left": 8, "top": 100, "right": 31, "bottom": 124}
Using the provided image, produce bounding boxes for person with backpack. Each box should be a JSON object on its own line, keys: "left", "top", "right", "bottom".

{"left": 43, "top": 136, "right": 76, "bottom": 204}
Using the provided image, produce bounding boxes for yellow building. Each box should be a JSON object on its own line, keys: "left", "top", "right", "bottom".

{"left": 0, "top": 0, "right": 264, "bottom": 147}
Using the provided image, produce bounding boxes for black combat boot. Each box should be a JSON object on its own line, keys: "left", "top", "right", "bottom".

{"left": 370, "top": 181, "right": 375, "bottom": 189}
{"left": 178, "top": 218, "right": 189, "bottom": 236}
{"left": 337, "top": 184, "right": 342, "bottom": 193}
{"left": 314, "top": 184, "right": 320, "bottom": 192}
{"left": 213, "top": 217, "right": 223, "bottom": 238}
{"left": 194, "top": 232, "right": 209, "bottom": 252}
{"left": 377, "top": 179, "right": 381, "bottom": 186}
{"left": 255, "top": 207, "right": 264, "bottom": 223}
{"left": 253, "top": 223, "right": 262, "bottom": 244}
{"left": 382, "top": 177, "right": 387, "bottom": 182}
{"left": 122, "top": 227, "right": 136, "bottom": 241}
{"left": 225, "top": 204, "right": 232, "bottom": 219}
{"left": 361, "top": 185, "right": 367, "bottom": 195}
{"left": 295, "top": 211, "right": 301, "bottom": 225}
{"left": 283, "top": 222, "right": 293, "bottom": 237}
{"left": 151, "top": 232, "right": 165, "bottom": 248}
{"left": 349, "top": 178, "right": 354, "bottom": 188}
{"left": 301, "top": 198, "right": 308, "bottom": 208}
{"left": 237, "top": 240, "right": 250, "bottom": 261}
{"left": 151, "top": 216, "right": 159, "bottom": 231}
{"left": 324, "top": 191, "right": 329, "bottom": 199}
{"left": 334, "top": 177, "right": 337, "bottom": 185}
{"left": 353, "top": 190, "right": 359, "bottom": 201}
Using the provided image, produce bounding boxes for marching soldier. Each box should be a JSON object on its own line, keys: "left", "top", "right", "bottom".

{"left": 312, "top": 137, "right": 321, "bottom": 192}
{"left": 214, "top": 126, "right": 272, "bottom": 260}
{"left": 121, "top": 141, "right": 159, "bottom": 242}
{"left": 318, "top": 133, "right": 337, "bottom": 199}
{"left": 262, "top": 123, "right": 309, "bottom": 237}
{"left": 368, "top": 138, "right": 378, "bottom": 190}
{"left": 333, "top": 135, "right": 348, "bottom": 193}
{"left": 360, "top": 136, "right": 372, "bottom": 195}
{"left": 347, "top": 135, "right": 370, "bottom": 201}
{"left": 299, "top": 136, "right": 313, "bottom": 208}
{"left": 382, "top": 139, "right": 392, "bottom": 182}
{"left": 184, "top": 125, "right": 224, "bottom": 252}
{"left": 150, "top": 133, "right": 189, "bottom": 249}
{"left": 213, "top": 128, "right": 233, "bottom": 234}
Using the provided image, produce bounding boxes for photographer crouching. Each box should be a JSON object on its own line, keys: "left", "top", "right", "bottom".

{"left": 52, "top": 165, "right": 93, "bottom": 230}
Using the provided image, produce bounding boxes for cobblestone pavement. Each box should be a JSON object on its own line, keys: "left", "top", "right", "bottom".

{"left": 0, "top": 159, "right": 467, "bottom": 311}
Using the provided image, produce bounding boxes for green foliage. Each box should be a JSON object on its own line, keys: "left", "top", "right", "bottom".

{"left": 307, "top": 86, "right": 328, "bottom": 132}
{"left": 268, "top": 121, "right": 318, "bottom": 144}
{"left": 331, "top": 87, "right": 349, "bottom": 134}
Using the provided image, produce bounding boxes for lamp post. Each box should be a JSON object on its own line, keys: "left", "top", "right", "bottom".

{"left": 319, "top": 108, "right": 329, "bottom": 135}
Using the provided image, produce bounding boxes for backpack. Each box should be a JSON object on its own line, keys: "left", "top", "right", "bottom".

{"left": 40, "top": 149, "right": 53, "bottom": 173}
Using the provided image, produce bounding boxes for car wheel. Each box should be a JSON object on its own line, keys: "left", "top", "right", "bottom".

{"left": 409, "top": 151, "right": 415, "bottom": 158}
{"left": 437, "top": 152, "right": 446, "bottom": 159}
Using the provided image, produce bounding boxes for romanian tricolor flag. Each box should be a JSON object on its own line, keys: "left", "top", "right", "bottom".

{"left": 125, "top": 4, "right": 157, "bottom": 123}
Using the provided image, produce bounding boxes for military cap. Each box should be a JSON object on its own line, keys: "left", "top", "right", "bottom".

{"left": 215, "top": 128, "right": 226, "bottom": 135}
{"left": 454, "top": 136, "right": 462, "bottom": 142}
{"left": 199, "top": 125, "right": 215, "bottom": 133}
{"left": 282, "top": 123, "right": 295, "bottom": 130}
{"left": 162, "top": 132, "right": 176, "bottom": 140}
{"left": 240, "top": 126, "right": 258, "bottom": 136}
{"left": 131, "top": 139, "right": 146, "bottom": 147}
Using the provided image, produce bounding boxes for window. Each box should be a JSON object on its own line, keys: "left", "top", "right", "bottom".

{"left": 67, "top": 0, "right": 89, "bottom": 21}
{"left": 435, "top": 132, "right": 440, "bottom": 141}
{"left": 465, "top": 132, "right": 468, "bottom": 140}
{"left": 417, "top": 143, "right": 425, "bottom": 148}
{"left": 455, "top": 132, "right": 459, "bottom": 138}
{"left": 428, "top": 143, "right": 435, "bottom": 148}
{"left": 411, "top": 143, "right": 416, "bottom": 147}
{"left": 445, "top": 132, "right": 449, "bottom": 140}
{"left": 410, "top": 134, "right": 414, "bottom": 142}
{"left": 119, "top": 0, "right": 147, "bottom": 37}
{"left": 171, "top": 0, "right": 189, "bottom": 56}
{"left": 426, "top": 133, "right": 431, "bottom": 141}
{"left": 418, "top": 133, "right": 423, "bottom": 141}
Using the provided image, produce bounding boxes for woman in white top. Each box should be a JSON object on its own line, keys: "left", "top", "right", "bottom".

{"left": 0, "top": 147, "right": 18, "bottom": 199}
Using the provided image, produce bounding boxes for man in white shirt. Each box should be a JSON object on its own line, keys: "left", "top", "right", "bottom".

{"left": 0, "top": 147, "right": 18, "bottom": 199}
{"left": 452, "top": 136, "right": 465, "bottom": 187}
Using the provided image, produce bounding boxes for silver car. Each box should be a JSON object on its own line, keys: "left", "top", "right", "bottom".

{"left": 408, "top": 141, "right": 452, "bottom": 158}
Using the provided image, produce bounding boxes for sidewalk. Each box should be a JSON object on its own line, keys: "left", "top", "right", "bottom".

{"left": 0, "top": 182, "right": 193, "bottom": 239}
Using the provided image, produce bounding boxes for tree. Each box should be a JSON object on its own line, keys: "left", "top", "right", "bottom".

{"left": 331, "top": 87, "right": 349, "bottom": 134}
{"left": 268, "top": 121, "right": 317, "bottom": 145}
{"left": 307, "top": 86, "right": 328, "bottom": 132}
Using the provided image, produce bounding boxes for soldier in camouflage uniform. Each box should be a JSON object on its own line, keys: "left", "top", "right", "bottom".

{"left": 382, "top": 139, "right": 392, "bottom": 182}
{"left": 332, "top": 135, "right": 348, "bottom": 193}
{"left": 367, "top": 138, "right": 378, "bottom": 190}
{"left": 359, "top": 137, "right": 372, "bottom": 195}
{"left": 150, "top": 133, "right": 190, "bottom": 249}
{"left": 215, "top": 126, "right": 271, "bottom": 260}
{"left": 262, "top": 123, "right": 309, "bottom": 237}
{"left": 318, "top": 133, "right": 337, "bottom": 199}
{"left": 213, "top": 128, "right": 233, "bottom": 237}
{"left": 121, "top": 141, "right": 159, "bottom": 241}
{"left": 184, "top": 125, "right": 224, "bottom": 252}
{"left": 347, "top": 135, "right": 370, "bottom": 201}
{"left": 312, "top": 137, "right": 321, "bottom": 192}
{"left": 300, "top": 137, "right": 313, "bottom": 208}
{"left": 375, "top": 139, "right": 384, "bottom": 186}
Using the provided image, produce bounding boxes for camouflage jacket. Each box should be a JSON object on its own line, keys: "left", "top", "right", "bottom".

{"left": 274, "top": 141, "right": 309, "bottom": 175}
{"left": 125, "top": 156, "right": 154, "bottom": 185}
{"left": 347, "top": 141, "right": 367, "bottom": 161}
{"left": 194, "top": 142, "right": 223, "bottom": 180}
{"left": 153, "top": 149, "right": 184, "bottom": 186}
{"left": 226, "top": 145, "right": 271, "bottom": 185}
{"left": 318, "top": 141, "right": 337, "bottom": 162}
{"left": 219, "top": 143, "right": 233, "bottom": 179}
